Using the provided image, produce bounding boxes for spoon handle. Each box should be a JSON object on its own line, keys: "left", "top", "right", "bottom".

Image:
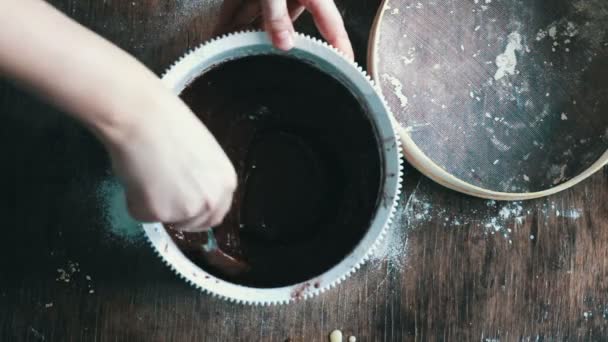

{"left": 203, "top": 229, "right": 218, "bottom": 252}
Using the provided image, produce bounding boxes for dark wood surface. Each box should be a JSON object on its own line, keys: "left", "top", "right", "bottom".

{"left": 1, "top": 1, "right": 607, "bottom": 341}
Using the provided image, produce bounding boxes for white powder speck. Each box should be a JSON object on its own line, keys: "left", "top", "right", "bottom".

{"left": 45, "top": 303, "right": 53, "bottom": 308}
{"left": 563, "top": 209, "right": 581, "bottom": 219}
{"left": 548, "top": 26, "right": 558, "bottom": 39}
{"left": 523, "top": 174, "right": 530, "bottom": 181}
{"left": 490, "top": 135, "right": 511, "bottom": 152}
{"left": 396, "top": 187, "right": 582, "bottom": 248}
{"left": 494, "top": 32, "right": 523, "bottom": 80}
{"left": 371, "top": 202, "right": 409, "bottom": 269}
{"left": 565, "top": 21, "right": 578, "bottom": 37}
{"left": 382, "top": 74, "right": 409, "bottom": 108}
{"left": 97, "top": 179, "right": 144, "bottom": 245}
{"left": 550, "top": 164, "right": 568, "bottom": 185}
{"left": 486, "top": 218, "right": 501, "bottom": 231}
{"left": 403, "top": 122, "right": 431, "bottom": 134}
{"left": 561, "top": 113, "right": 568, "bottom": 120}
{"left": 483, "top": 201, "right": 526, "bottom": 235}
{"left": 401, "top": 56, "right": 415, "bottom": 64}
{"left": 536, "top": 29, "right": 547, "bottom": 41}
{"left": 56, "top": 261, "right": 81, "bottom": 283}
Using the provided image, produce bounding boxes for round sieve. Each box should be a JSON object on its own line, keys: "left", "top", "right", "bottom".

{"left": 369, "top": 0, "right": 608, "bottom": 200}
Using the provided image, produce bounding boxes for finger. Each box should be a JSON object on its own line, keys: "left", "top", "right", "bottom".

{"left": 300, "top": 0, "right": 354, "bottom": 60}
{"left": 170, "top": 210, "right": 214, "bottom": 232}
{"left": 261, "top": 0, "right": 295, "bottom": 50}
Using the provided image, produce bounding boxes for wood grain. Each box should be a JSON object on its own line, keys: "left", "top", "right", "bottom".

{"left": 0, "top": 1, "right": 607, "bottom": 341}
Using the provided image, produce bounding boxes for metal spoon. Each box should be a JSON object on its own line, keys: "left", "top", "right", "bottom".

{"left": 202, "top": 229, "right": 250, "bottom": 277}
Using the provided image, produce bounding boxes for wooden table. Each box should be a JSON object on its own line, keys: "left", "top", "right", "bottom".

{"left": 0, "top": 1, "right": 606, "bottom": 340}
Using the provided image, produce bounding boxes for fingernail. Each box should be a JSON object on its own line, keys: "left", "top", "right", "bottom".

{"left": 274, "top": 30, "right": 294, "bottom": 51}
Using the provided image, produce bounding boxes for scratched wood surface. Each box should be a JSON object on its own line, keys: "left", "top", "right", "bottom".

{"left": 0, "top": 1, "right": 607, "bottom": 341}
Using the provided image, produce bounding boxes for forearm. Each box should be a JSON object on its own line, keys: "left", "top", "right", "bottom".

{"left": 0, "top": 0, "right": 168, "bottom": 144}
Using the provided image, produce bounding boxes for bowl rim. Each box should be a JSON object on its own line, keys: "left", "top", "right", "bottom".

{"left": 142, "top": 31, "right": 403, "bottom": 305}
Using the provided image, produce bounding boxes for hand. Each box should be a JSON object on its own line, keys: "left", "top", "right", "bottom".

{"left": 105, "top": 91, "right": 237, "bottom": 232}
{"left": 215, "top": 0, "right": 354, "bottom": 60}
{"left": 0, "top": 1, "right": 238, "bottom": 232}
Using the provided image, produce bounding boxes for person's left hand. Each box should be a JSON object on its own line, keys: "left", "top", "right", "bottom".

{"left": 214, "top": 0, "right": 354, "bottom": 60}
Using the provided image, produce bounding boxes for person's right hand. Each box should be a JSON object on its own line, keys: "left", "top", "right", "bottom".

{"left": 105, "top": 91, "right": 237, "bottom": 232}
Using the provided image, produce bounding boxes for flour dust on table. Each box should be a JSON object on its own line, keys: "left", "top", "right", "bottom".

{"left": 370, "top": 195, "right": 410, "bottom": 270}
{"left": 399, "top": 177, "right": 583, "bottom": 243}
{"left": 96, "top": 178, "right": 144, "bottom": 245}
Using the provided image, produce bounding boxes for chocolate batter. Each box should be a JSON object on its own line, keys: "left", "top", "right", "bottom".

{"left": 172, "top": 55, "right": 383, "bottom": 287}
